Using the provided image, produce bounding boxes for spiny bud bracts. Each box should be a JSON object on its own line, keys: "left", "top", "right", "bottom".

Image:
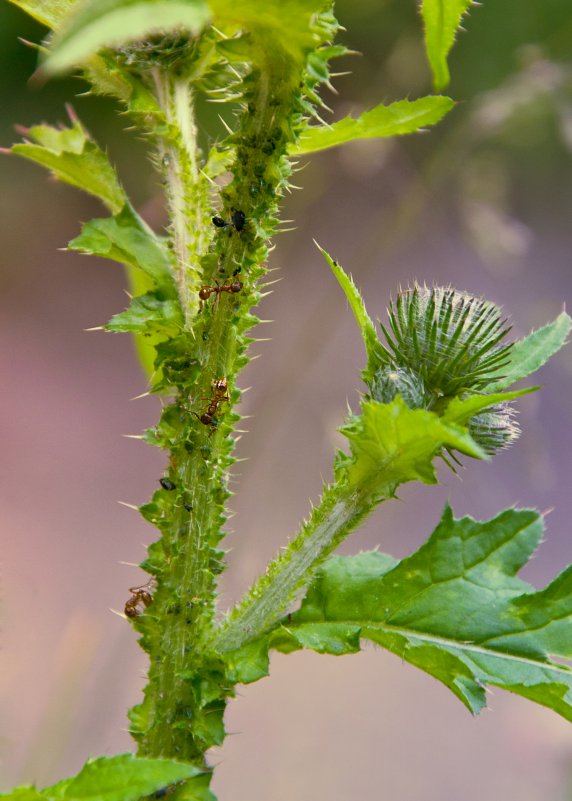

{"left": 370, "top": 366, "right": 427, "bottom": 409}
{"left": 468, "top": 402, "right": 521, "bottom": 455}
{"left": 379, "top": 284, "right": 513, "bottom": 397}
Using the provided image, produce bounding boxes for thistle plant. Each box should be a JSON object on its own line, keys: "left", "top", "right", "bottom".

{"left": 3, "top": 2, "right": 572, "bottom": 800}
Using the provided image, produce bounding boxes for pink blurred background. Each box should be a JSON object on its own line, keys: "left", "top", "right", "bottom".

{"left": 1, "top": 1, "right": 572, "bottom": 798}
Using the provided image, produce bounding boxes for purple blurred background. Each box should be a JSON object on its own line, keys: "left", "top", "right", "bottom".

{"left": 1, "top": 1, "right": 572, "bottom": 798}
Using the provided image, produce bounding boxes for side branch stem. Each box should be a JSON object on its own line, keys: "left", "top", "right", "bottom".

{"left": 215, "top": 482, "right": 375, "bottom": 654}
{"left": 152, "top": 69, "right": 205, "bottom": 324}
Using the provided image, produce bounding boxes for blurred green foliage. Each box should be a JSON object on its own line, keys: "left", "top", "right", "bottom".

{"left": 3, "top": 0, "right": 571, "bottom": 213}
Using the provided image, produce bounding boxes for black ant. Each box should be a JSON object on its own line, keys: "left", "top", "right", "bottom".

{"left": 198, "top": 279, "right": 243, "bottom": 304}
{"left": 193, "top": 377, "right": 229, "bottom": 426}
{"left": 211, "top": 210, "right": 246, "bottom": 232}
{"left": 124, "top": 579, "right": 155, "bottom": 619}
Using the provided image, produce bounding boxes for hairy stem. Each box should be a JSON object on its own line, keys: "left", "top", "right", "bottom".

{"left": 131, "top": 47, "right": 308, "bottom": 764}
{"left": 151, "top": 68, "right": 206, "bottom": 324}
{"left": 215, "top": 481, "right": 375, "bottom": 653}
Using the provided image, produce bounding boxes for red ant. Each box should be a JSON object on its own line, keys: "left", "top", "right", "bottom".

{"left": 198, "top": 279, "right": 243, "bottom": 306}
{"left": 124, "top": 579, "right": 155, "bottom": 619}
{"left": 193, "top": 377, "right": 229, "bottom": 426}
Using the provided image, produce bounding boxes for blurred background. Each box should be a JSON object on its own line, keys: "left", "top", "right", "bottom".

{"left": 1, "top": 1, "right": 572, "bottom": 798}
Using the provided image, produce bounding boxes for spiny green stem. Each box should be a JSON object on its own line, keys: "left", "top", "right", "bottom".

{"left": 215, "top": 481, "right": 375, "bottom": 654}
{"left": 133, "top": 50, "right": 306, "bottom": 762}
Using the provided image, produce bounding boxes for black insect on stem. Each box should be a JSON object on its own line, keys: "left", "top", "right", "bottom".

{"left": 211, "top": 210, "right": 247, "bottom": 232}
{"left": 159, "top": 478, "right": 176, "bottom": 491}
{"left": 232, "top": 209, "right": 246, "bottom": 231}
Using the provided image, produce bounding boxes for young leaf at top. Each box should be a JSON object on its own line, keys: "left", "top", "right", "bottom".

{"left": 210, "top": 0, "right": 332, "bottom": 63}
{"left": 291, "top": 95, "right": 455, "bottom": 156}
{"left": 6, "top": 0, "right": 77, "bottom": 29}
{"left": 1, "top": 755, "right": 204, "bottom": 801}
{"left": 234, "top": 506, "right": 572, "bottom": 723}
{"left": 43, "top": 0, "right": 210, "bottom": 75}
{"left": 10, "top": 113, "right": 126, "bottom": 214}
{"left": 420, "top": 0, "right": 474, "bottom": 91}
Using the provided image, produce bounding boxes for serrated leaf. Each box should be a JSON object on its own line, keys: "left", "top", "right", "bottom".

{"left": 342, "top": 397, "right": 486, "bottom": 493}
{"left": 106, "top": 292, "right": 183, "bottom": 335}
{"left": 259, "top": 506, "right": 572, "bottom": 721}
{"left": 317, "top": 245, "right": 382, "bottom": 376}
{"left": 11, "top": 117, "right": 126, "bottom": 214}
{"left": 6, "top": 0, "right": 77, "bottom": 28}
{"left": 40, "top": 754, "right": 203, "bottom": 801}
{"left": 69, "top": 204, "right": 174, "bottom": 284}
{"left": 291, "top": 96, "right": 454, "bottom": 155}
{"left": 488, "top": 312, "right": 572, "bottom": 391}
{"left": 420, "top": 0, "right": 473, "bottom": 91}
{"left": 44, "top": 0, "right": 210, "bottom": 74}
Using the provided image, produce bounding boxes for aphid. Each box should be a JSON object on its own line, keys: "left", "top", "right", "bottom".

{"left": 183, "top": 502, "right": 193, "bottom": 512}
{"left": 211, "top": 210, "right": 246, "bottom": 232}
{"left": 194, "top": 377, "right": 229, "bottom": 426}
{"left": 124, "top": 579, "right": 155, "bottom": 619}
{"left": 231, "top": 209, "right": 246, "bottom": 231}
{"left": 159, "top": 477, "right": 176, "bottom": 491}
{"left": 198, "top": 279, "right": 243, "bottom": 303}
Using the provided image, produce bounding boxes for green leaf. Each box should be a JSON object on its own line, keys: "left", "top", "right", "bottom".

{"left": 106, "top": 292, "right": 183, "bottom": 335}
{"left": 290, "top": 96, "right": 455, "bottom": 155}
{"left": 264, "top": 506, "right": 572, "bottom": 721}
{"left": 226, "top": 637, "right": 272, "bottom": 684}
{"left": 488, "top": 312, "right": 572, "bottom": 391}
{"left": 441, "top": 387, "right": 538, "bottom": 426}
{"left": 0, "top": 789, "right": 50, "bottom": 801}
{"left": 11, "top": 115, "right": 126, "bottom": 214}
{"left": 317, "top": 245, "right": 382, "bottom": 378}
{"left": 68, "top": 204, "right": 175, "bottom": 284}
{"left": 210, "top": 0, "right": 328, "bottom": 63}
{"left": 122, "top": 266, "right": 164, "bottom": 380}
{"left": 4, "top": 756, "right": 204, "bottom": 801}
{"left": 420, "top": 0, "right": 474, "bottom": 91}
{"left": 6, "top": 0, "right": 77, "bottom": 28}
{"left": 44, "top": 0, "right": 210, "bottom": 74}
{"left": 341, "top": 397, "right": 486, "bottom": 493}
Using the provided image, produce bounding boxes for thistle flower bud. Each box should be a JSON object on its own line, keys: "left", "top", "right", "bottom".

{"left": 379, "top": 284, "right": 513, "bottom": 397}
{"left": 468, "top": 403, "right": 521, "bottom": 455}
{"left": 370, "top": 366, "right": 427, "bottom": 409}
